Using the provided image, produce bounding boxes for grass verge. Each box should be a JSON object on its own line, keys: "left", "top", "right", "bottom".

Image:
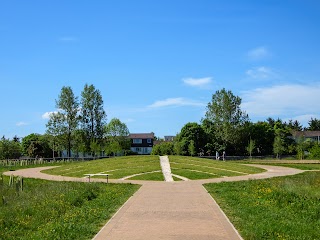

{"left": 0, "top": 176, "right": 139, "bottom": 239}
{"left": 43, "top": 155, "right": 161, "bottom": 180}
{"left": 169, "top": 156, "right": 265, "bottom": 180}
{"left": 204, "top": 171, "right": 320, "bottom": 239}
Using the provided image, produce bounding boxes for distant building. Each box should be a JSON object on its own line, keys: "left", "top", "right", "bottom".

{"left": 129, "top": 132, "right": 155, "bottom": 154}
{"left": 164, "top": 136, "right": 175, "bottom": 142}
{"left": 292, "top": 131, "right": 320, "bottom": 144}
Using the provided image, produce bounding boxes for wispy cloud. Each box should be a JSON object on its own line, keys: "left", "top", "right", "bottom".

{"left": 148, "top": 97, "right": 205, "bottom": 108}
{"left": 241, "top": 83, "right": 320, "bottom": 120}
{"left": 246, "top": 66, "right": 277, "bottom": 79}
{"left": 16, "top": 121, "right": 28, "bottom": 127}
{"left": 42, "top": 111, "right": 58, "bottom": 119}
{"left": 182, "top": 77, "right": 212, "bottom": 88}
{"left": 247, "top": 46, "right": 271, "bottom": 60}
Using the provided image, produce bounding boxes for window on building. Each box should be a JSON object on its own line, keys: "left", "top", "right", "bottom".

{"left": 133, "top": 139, "right": 142, "bottom": 144}
{"left": 147, "top": 138, "right": 152, "bottom": 143}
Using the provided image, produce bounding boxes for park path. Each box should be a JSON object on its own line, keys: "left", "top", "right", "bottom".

{"left": 4, "top": 164, "right": 304, "bottom": 240}
{"left": 159, "top": 155, "right": 174, "bottom": 182}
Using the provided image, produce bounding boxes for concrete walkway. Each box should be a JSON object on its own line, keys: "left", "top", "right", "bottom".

{"left": 160, "top": 155, "right": 174, "bottom": 182}
{"left": 4, "top": 164, "right": 304, "bottom": 240}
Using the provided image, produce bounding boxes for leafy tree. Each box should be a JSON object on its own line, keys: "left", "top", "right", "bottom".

{"left": 309, "top": 144, "right": 320, "bottom": 159}
{"left": 295, "top": 137, "right": 313, "bottom": 160}
{"left": 21, "top": 134, "right": 51, "bottom": 158}
{"left": 46, "top": 112, "right": 67, "bottom": 158}
{"left": 307, "top": 118, "right": 320, "bottom": 131}
{"left": 204, "top": 88, "right": 249, "bottom": 154}
{"left": 188, "top": 140, "right": 197, "bottom": 156}
{"left": 54, "top": 86, "right": 79, "bottom": 157}
{"left": 0, "top": 136, "right": 21, "bottom": 159}
{"left": 151, "top": 142, "right": 174, "bottom": 155}
{"left": 80, "top": 84, "right": 106, "bottom": 150}
{"left": 273, "top": 129, "right": 286, "bottom": 159}
{"left": 246, "top": 138, "right": 256, "bottom": 158}
{"left": 104, "top": 118, "right": 130, "bottom": 151}
{"left": 178, "top": 122, "right": 207, "bottom": 155}
{"left": 287, "top": 119, "right": 303, "bottom": 131}
{"left": 247, "top": 121, "right": 275, "bottom": 155}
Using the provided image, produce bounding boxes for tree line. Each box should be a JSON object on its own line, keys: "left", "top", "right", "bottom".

{"left": 0, "top": 84, "right": 131, "bottom": 160}
{"left": 2, "top": 87, "right": 320, "bottom": 160}
{"left": 152, "top": 88, "right": 320, "bottom": 159}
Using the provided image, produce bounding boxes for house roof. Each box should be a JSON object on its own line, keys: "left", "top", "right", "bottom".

{"left": 129, "top": 133, "right": 155, "bottom": 139}
{"left": 292, "top": 131, "right": 320, "bottom": 138}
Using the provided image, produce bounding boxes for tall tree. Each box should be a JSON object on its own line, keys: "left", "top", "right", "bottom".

{"left": 204, "top": 88, "right": 249, "bottom": 154}
{"left": 81, "top": 84, "right": 106, "bottom": 150}
{"left": 104, "top": 118, "right": 130, "bottom": 152}
{"left": 178, "top": 122, "right": 207, "bottom": 156}
{"left": 54, "top": 86, "right": 79, "bottom": 157}
{"left": 46, "top": 112, "right": 66, "bottom": 159}
{"left": 307, "top": 118, "right": 320, "bottom": 131}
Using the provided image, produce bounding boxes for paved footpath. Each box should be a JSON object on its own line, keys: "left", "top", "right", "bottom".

{"left": 4, "top": 164, "right": 303, "bottom": 240}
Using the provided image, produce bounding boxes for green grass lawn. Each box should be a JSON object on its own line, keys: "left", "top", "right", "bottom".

{"left": 169, "top": 156, "right": 265, "bottom": 180}
{"left": 204, "top": 171, "right": 320, "bottom": 240}
{"left": 253, "top": 163, "right": 320, "bottom": 170}
{"left": 128, "top": 171, "right": 164, "bottom": 181}
{"left": 43, "top": 155, "right": 162, "bottom": 180}
{"left": 0, "top": 175, "right": 139, "bottom": 239}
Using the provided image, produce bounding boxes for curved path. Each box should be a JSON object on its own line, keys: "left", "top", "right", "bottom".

{"left": 4, "top": 165, "right": 304, "bottom": 240}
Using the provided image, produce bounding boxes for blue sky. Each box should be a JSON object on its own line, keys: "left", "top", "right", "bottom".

{"left": 1, "top": 0, "right": 320, "bottom": 139}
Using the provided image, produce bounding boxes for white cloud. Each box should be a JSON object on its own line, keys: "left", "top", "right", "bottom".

{"left": 246, "top": 66, "right": 277, "bottom": 79}
{"left": 247, "top": 46, "right": 270, "bottom": 60}
{"left": 16, "top": 122, "right": 28, "bottom": 127}
{"left": 42, "top": 111, "right": 58, "bottom": 119}
{"left": 148, "top": 97, "right": 205, "bottom": 108}
{"left": 241, "top": 84, "right": 320, "bottom": 120}
{"left": 123, "top": 118, "right": 135, "bottom": 123}
{"left": 182, "top": 77, "right": 212, "bottom": 88}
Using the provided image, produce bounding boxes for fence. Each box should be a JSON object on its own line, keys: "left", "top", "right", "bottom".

{"left": 0, "top": 156, "right": 108, "bottom": 167}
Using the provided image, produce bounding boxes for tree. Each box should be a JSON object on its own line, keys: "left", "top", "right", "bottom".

{"left": 307, "top": 118, "right": 320, "bottom": 131}
{"left": 0, "top": 136, "right": 21, "bottom": 159}
{"left": 81, "top": 84, "right": 106, "bottom": 151}
{"left": 204, "top": 88, "right": 249, "bottom": 154}
{"left": 21, "top": 133, "right": 51, "bottom": 158}
{"left": 178, "top": 122, "right": 207, "bottom": 156}
{"left": 104, "top": 118, "right": 130, "bottom": 151}
{"left": 54, "top": 86, "right": 79, "bottom": 157}
{"left": 188, "top": 140, "right": 197, "bottom": 156}
{"left": 46, "top": 112, "right": 66, "bottom": 159}
{"left": 273, "top": 129, "right": 286, "bottom": 159}
{"left": 246, "top": 138, "right": 256, "bottom": 158}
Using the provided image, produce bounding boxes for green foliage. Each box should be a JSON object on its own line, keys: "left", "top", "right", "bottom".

{"left": 204, "top": 172, "right": 320, "bottom": 240}
{"left": 80, "top": 84, "right": 106, "bottom": 147}
{"left": 21, "top": 134, "right": 51, "bottom": 158}
{"left": 308, "top": 144, "right": 320, "bottom": 159}
{"left": 203, "top": 88, "right": 249, "bottom": 155}
{"left": 53, "top": 86, "right": 79, "bottom": 157}
{"left": 0, "top": 178, "right": 139, "bottom": 239}
{"left": 177, "top": 122, "right": 207, "bottom": 156}
{"left": 188, "top": 140, "right": 196, "bottom": 156}
{"left": 246, "top": 139, "right": 256, "bottom": 158}
{"left": 307, "top": 117, "right": 320, "bottom": 131}
{"left": 104, "top": 118, "right": 130, "bottom": 154}
{"left": 151, "top": 142, "right": 174, "bottom": 155}
{"left": 0, "top": 136, "right": 21, "bottom": 160}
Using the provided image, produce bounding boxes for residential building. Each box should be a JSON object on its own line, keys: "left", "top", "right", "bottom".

{"left": 164, "top": 136, "right": 175, "bottom": 142}
{"left": 129, "top": 132, "right": 155, "bottom": 154}
{"left": 292, "top": 131, "right": 320, "bottom": 144}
